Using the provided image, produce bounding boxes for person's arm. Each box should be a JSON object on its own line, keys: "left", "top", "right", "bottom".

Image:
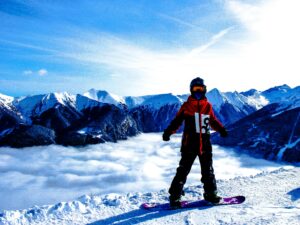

{"left": 208, "top": 103, "right": 228, "bottom": 137}
{"left": 162, "top": 104, "right": 185, "bottom": 141}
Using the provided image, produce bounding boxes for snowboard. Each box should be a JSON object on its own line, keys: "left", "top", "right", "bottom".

{"left": 141, "top": 196, "right": 245, "bottom": 210}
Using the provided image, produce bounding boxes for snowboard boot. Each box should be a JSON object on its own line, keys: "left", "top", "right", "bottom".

{"left": 169, "top": 196, "right": 182, "bottom": 209}
{"left": 203, "top": 191, "right": 222, "bottom": 203}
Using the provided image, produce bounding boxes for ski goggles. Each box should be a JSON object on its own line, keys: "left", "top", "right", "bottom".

{"left": 192, "top": 86, "right": 206, "bottom": 92}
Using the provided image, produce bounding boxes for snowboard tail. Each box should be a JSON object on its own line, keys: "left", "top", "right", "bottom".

{"left": 141, "top": 195, "right": 245, "bottom": 210}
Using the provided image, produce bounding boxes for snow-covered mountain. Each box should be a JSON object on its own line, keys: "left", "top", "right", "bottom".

{"left": 0, "top": 93, "right": 14, "bottom": 108}
{"left": 241, "top": 84, "right": 300, "bottom": 106}
{"left": 125, "top": 93, "right": 185, "bottom": 109}
{"left": 206, "top": 89, "right": 261, "bottom": 125}
{"left": 0, "top": 94, "right": 23, "bottom": 137}
{"left": 85, "top": 89, "right": 262, "bottom": 126}
{"left": 212, "top": 100, "right": 300, "bottom": 162}
{"left": 13, "top": 92, "right": 109, "bottom": 120}
{"left": 208, "top": 88, "right": 265, "bottom": 111}
{"left": 84, "top": 89, "right": 185, "bottom": 109}
{"left": 0, "top": 84, "right": 299, "bottom": 152}
{"left": 261, "top": 84, "right": 294, "bottom": 103}
{"left": 84, "top": 89, "right": 126, "bottom": 108}
{"left": 124, "top": 93, "right": 186, "bottom": 132}
{"left": 86, "top": 88, "right": 259, "bottom": 111}
{"left": 1, "top": 166, "right": 299, "bottom": 225}
{"left": 86, "top": 85, "right": 299, "bottom": 126}
{"left": 13, "top": 92, "right": 77, "bottom": 121}
{"left": 0, "top": 92, "right": 139, "bottom": 147}
{"left": 210, "top": 84, "right": 300, "bottom": 162}
{"left": 0, "top": 93, "right": 19, "bottom": 116}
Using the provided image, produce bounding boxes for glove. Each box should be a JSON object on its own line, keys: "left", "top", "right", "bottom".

{"left": 220, "top": 128, "right": 228, "bottom": 138}
{"left": 162, "top": 132, "right": 170, "bottom": 141}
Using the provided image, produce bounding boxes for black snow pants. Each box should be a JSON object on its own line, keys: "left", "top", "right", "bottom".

{"left": 168, "top": 139, "right": 217, "bottom": 199}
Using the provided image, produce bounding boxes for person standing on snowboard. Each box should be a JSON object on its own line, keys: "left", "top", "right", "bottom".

{"left": 162, "top": 77, "right": 228, "bottom": 208}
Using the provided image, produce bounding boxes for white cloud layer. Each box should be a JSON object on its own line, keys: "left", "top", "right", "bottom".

{"left": 0, "top": 133, "right": 286, "bottom": 211}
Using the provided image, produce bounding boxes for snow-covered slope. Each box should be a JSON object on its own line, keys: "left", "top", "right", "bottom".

{"left": 1, "top": 166, "right": 299, "bottom": 225}
{"left": 82, "top": 86, "right": 299, "bottom": 125}
{"left": 261, "top": 84, "right": 292, "bottom": 103}
{"left": 205, "top": 89, "right": 257, "bottom": 125}
{"left": 84, "top": 88, "right": 263, "bottom": 112}
{"left": 84, "top": 89, "right": 126, "bottom": 107}
{"left": 212, "top": 101, "right": 300, "bottom": 163}
{"left": 125, "top": 93, "right": 184, "bottom": 109}
{"left": 13, "top": 92, "right": 77, "bottom": 120}
{"left": 84, "top": 89, "right": 262, "bottom": 125}
{"left": 5, "top": 84, "right": 299, "bottom": 120}
{"left": 0, "top": 93, "right": 23, "bottom": 137}
{"left": 243, "top": 90, "right": 269, "bottom": 110}
{"left": 84, "top": 91, "right": 185, "bottom": 109}
{"left": 12, "top": 92, "right": 108, "bottom": 119}
{"left": 75, "top": 94, "right": 105, "bottom": 112}
{"left": 0, "top": 93, "right": 16, "bottom": 113}
{"left": 0, "top": 93, "right": 14, "bottom": 106}
{"left": 207, "top": 88, "right": 267, "bottom": 112}
{"left": 241, "top": 84, "right": 300, "bottom": 106}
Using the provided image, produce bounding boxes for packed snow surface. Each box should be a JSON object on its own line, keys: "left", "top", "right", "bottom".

{"left": 0, "top": 167, "right": 299, "bottom": 225}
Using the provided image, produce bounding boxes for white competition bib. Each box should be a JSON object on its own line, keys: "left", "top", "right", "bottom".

{"left": 195, "top": 113, "right": 210, "bottom": 134}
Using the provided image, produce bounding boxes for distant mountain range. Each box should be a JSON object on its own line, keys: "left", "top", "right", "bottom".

{"left": 0, "top": 84, "right": 299, "bottom": 162}
{"left": 212, "top": 85, "right": 300, "bottom": 163}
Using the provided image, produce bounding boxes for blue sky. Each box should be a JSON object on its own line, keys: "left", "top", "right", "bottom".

{"left": 0, "top": 0, "right": 299, "bottom": 97}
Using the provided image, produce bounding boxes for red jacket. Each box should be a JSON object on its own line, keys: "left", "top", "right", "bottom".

{"left": 164, "top": 96, "right": 225, "bottom": 155}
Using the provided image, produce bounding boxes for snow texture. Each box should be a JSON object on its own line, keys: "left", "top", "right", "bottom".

{"left": 84, "top": 89, "right": 126, "bottom": 107}
{"left": 13, "top": 92, "right": 76, "bottom": 120}
{"left": 0, "top": 93, "right": 14, "bottom": 105}
{"left": 0, "top": 93, "right": 15, "bottom": 111}
{"left": 0, "top": 166, "right": 299, "bottom": 225}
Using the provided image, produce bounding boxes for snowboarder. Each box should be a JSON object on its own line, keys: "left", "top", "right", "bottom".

{"left": 163, "top": 77, "right": 228, "bottom": 209}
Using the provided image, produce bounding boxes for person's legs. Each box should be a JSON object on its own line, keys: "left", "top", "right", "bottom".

{"left": 169, "top": 151, "right": 197, "bottom": 201}
{"left": 199, "top": 150, "right": 217, "bottom": 193}
{"left": 199, "top": 140, "right": 221, "bottom": 203}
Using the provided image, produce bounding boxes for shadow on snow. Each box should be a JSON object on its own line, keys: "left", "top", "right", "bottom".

{"left": 287, "top": 187, "right": 300, "bottom": 201}
{"left": 87, "top": 205, "right": 213, "bottom": 225}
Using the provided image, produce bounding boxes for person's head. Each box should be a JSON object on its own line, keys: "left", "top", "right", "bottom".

{"left": 190, "top": 77, "right": 207, "bottom": 100}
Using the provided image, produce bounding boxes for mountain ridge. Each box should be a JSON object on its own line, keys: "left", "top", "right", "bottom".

{"left": 0, "top": 84, "right": 299, "bottom": 162}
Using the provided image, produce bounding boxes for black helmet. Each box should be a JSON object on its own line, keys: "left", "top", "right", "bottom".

{"left": 190, "top": 77, "right": 206, "bottom": 92}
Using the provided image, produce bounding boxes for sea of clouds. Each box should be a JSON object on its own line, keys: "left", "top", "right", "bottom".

{"left": 0, "top": 133, "right": 287, "bottom": 211}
